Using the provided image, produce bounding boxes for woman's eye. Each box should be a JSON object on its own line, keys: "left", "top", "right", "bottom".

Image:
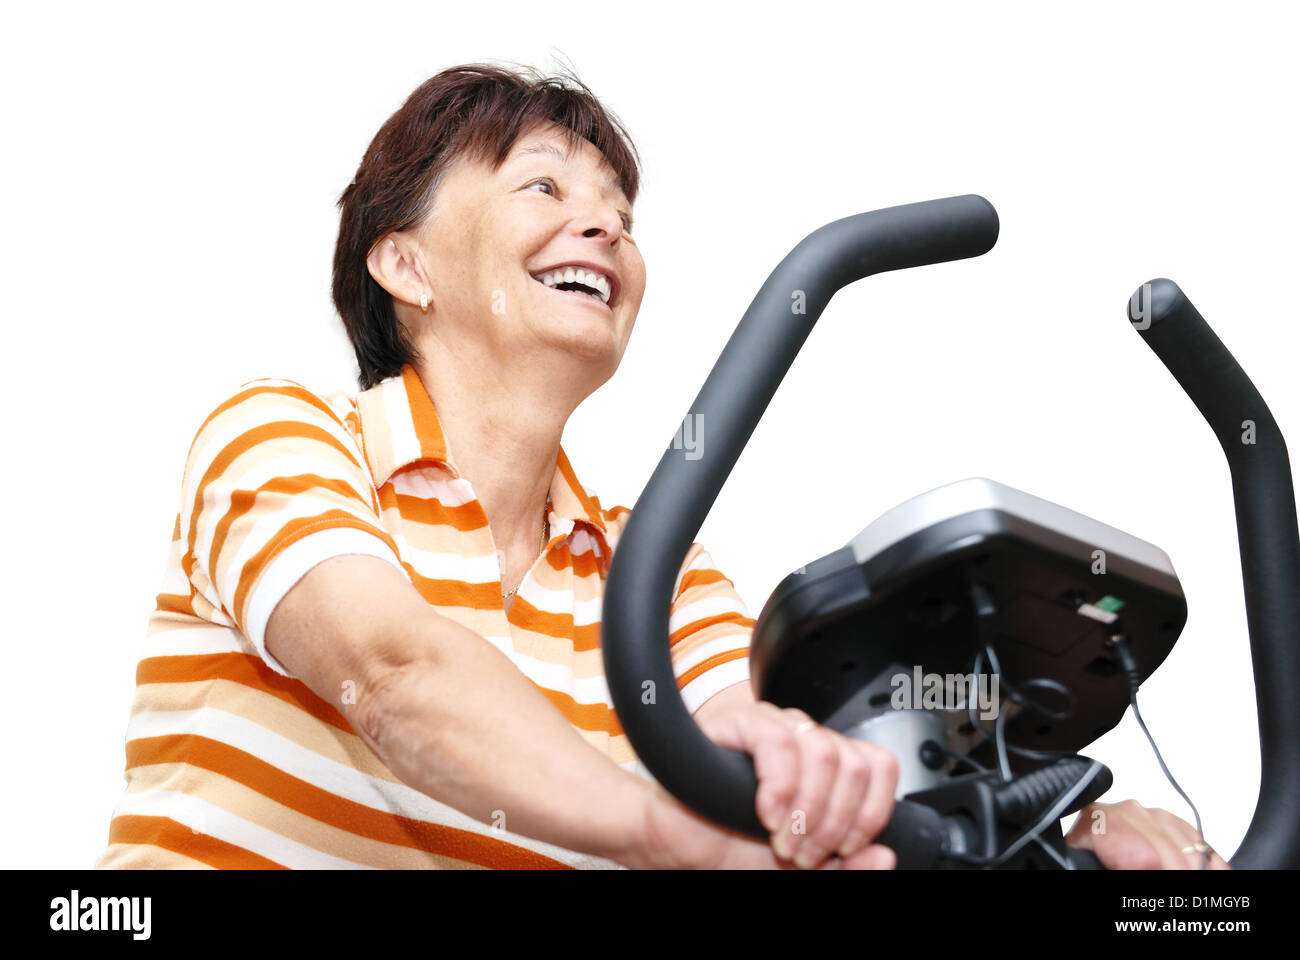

{"left": 525, "top": 177, "right": 631, "bottom": 233}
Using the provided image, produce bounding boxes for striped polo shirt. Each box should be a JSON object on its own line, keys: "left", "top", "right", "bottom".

{"left": 97, "top": 363, "right": 754, "bottom": 869}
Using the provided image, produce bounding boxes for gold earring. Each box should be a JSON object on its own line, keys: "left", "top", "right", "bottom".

{"left": 420, "top": 293, "right": 428, "bottom": 312}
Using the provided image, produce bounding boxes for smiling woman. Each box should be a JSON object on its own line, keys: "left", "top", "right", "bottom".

{"left": 91, "top": 59, "right": 1221, "bottom": 875}
{"left": 333, "top": 63, "right": 644, "bottom": 392}
{"left": 93, "top": 62, "right": 778, "bottom": 870}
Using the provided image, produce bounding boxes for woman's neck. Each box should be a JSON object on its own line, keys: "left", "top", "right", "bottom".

{"left": 410, "top": 349, "right": 577, "bottom": 553}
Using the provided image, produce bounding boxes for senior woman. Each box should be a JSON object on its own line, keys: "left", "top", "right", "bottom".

{"left": 98, "top": 63, "right": 1226, "bottom": 871}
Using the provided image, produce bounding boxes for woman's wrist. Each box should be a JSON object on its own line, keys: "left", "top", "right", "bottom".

{"left": 596, "top": 772, "right": 665, "bottom": 869}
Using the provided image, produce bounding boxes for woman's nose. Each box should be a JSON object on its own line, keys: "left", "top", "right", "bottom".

{"left": 572, "top": 196, "right": 627, "bottom": 241}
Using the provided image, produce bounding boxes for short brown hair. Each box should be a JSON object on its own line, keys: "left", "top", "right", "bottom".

{"left": 332, "top": 61, "right": 642, "bottom": 390}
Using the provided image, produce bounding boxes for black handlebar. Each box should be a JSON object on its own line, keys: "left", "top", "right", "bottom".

{"left": 598, "top": 199, "right": 1300, "bottom": 870}
{"left": 1067, "top": 849, "right": 1106, "bottom": 870}
{"left": 1128, "top": 279, "right": 1300, "bottom": 869}
{"left": 602, "top": 196, "right": 1000, "bottom": 851}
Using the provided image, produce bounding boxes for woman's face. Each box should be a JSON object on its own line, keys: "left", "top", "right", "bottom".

{"left": 405, "top": 121, "right": 646, "bottom": 384}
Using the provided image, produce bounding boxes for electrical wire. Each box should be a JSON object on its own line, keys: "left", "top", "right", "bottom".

{"left": 1109, "top": 634, "right": 1210, "bottom": 870}
{"left": 931, "top": 742, "right": 1074, "bottom": 868}
{"left": 974, "top": 628, "right": 1210, "bottom": 869}
{"left": 934, "top": 742, "right": 984, "bottom": 774}
{"left": 944, "top": 584, "right": 1210, "bottom": 870}
{"left": 965, "top": 585, "right": 1081, "bottom": 766}
{"left": 991, "top": 760, "right": 1103, "bottom": 866}
{"left": 968, "top": 645, "right": 1080, "bottom": 768}
{"left": 935, "top": 756, "right": 1100, "bottom": 869}
{"left": 958, "top": 587, "right": 1103, "bottom": 869}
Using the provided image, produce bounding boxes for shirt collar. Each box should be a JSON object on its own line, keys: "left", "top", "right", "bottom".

{"left": 355, "top": 363, "right": 611, "bottom": 548}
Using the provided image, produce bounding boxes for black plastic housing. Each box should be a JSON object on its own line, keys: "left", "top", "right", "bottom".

{"left": 751, "top": 509, "right": 1186, "bottom": 763}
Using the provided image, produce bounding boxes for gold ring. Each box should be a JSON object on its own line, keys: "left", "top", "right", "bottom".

{"left": 1181, "top": 841, "right": 1213, "bottom": 856}
{"left": 793, "top": 719, "right": 817, "bottom": 734}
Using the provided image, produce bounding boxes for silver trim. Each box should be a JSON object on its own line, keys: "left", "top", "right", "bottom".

{"left": 837, "top": 710, "right": 949, "bottom": 798}
{"left": 847, "top": 477, "right": 1177, "bottom": 578}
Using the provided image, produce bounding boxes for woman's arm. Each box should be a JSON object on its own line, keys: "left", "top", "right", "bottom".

{"left": 693, "top": 679, "right": 757, "bottom": 725}
{"left": 266, "top": 553, "right": 651, "bottom": 865}
{"left": 268, "top": 555, "right": 903, "bottom": 869}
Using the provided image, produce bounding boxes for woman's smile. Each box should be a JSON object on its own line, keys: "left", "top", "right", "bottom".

{"left": 535, "top": 278, "right": 614, "bottom": 313}
{"left": 529, "top": 261, "right": 621, "bottom": 309}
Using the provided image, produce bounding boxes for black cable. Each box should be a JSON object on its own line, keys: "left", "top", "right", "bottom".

{"left": 929, "top": 742, "right": 1077, "bottom": 869}
{"left": 968, "top": 645, "right": 1081, "bottom": 765}
{"left": 954, "top": 584, "right": 1099, "bottom": 868}
{"left": 991, "top": 759, "right": 1104, "bottom": 866}
{"left": 933, "top": 741, "right": 985, "bottom": 774}
{"left": 949, "top": 584, "right": 1210, "bottom": 869}
{"left": 932, "top": 756, "right": 1095, "bottom": 869}
{"left": 965, "top": 584, "right": 1082, "bottom": 766}
{"left": 1108, "top": 632, "right": 1211, "bottom": 870}
{"left": 966, "top": 626, "right": 1210, "bottom": 869}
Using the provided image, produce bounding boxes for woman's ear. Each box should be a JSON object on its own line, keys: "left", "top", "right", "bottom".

{"left": 366, "top": 233, "right": 429, "bottom": 311}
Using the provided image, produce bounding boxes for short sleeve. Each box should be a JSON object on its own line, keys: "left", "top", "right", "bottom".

{"left": 667, "top": 543, "right": 754, "bottom": 714}
{"left": 178, "top": 378, "right": 407, "bottom": 678}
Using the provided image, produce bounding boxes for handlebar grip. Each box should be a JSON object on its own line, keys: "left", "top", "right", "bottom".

{"left": 1128, "top": 279, "right": 1300, "bottom": 869}
{"left": 1066, "top": 848, "right": 1106, "bottom": 870}
{"left": 874, "top": 799, "right": 950, "bottom": 868}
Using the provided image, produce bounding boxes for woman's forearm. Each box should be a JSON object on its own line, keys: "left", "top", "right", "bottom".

{"left": 353, "top": 608, "right": 653, "bottom": 866}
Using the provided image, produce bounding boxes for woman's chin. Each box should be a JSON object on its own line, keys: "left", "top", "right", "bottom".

{"left": 542, "top": 321, "right": 624, "bottom": 366}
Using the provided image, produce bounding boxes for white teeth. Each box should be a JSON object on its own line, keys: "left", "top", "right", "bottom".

{"left": 532, "top": 265, "right": 614, "bottom": 304}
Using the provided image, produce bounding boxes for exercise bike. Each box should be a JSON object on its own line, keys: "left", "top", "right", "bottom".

{"left": 602, "top": 196, "right": 1300, "bottom": 869}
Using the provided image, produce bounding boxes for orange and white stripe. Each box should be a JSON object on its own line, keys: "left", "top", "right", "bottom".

{"left": 98, "top": 364, "right": 753, "bottom": 869}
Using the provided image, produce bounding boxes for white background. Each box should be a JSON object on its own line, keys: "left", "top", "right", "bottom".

{"left": 3, "top": 0, "right": 1296, "bottom": 868}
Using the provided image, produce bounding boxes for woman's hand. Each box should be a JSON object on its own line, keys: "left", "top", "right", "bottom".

{"left": 625, "top": 781, "right": 846, "bottom": 869}
{"left": 1065, "top": 799, "right": 1231, "bottom": 869}
{"left": 622, "top": 702, "right": 898, "bottom": 869}
{"left": 669, "top": 701, "right": 899, "bottom": 869}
